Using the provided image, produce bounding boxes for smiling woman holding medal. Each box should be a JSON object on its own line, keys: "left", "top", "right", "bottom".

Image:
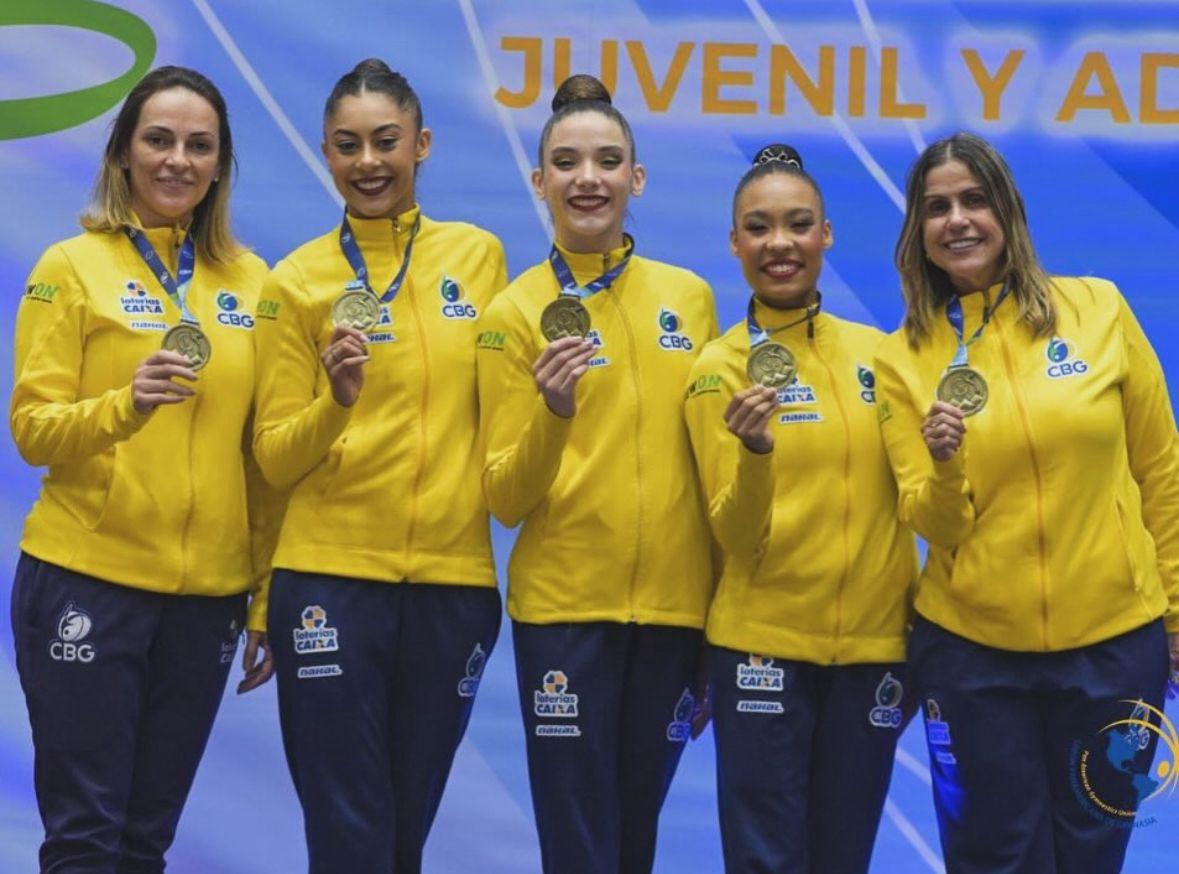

{"left": 476, "top": 74, "right": 718, "bottom": 874}
{"left": 683, "top": 145, "right": 917, "bottom": 874}
{"left": 875, "top": 132, "right": 1179, "bottom": 874}
{"left": 251, "top": 59, "right": 507, "bottom": 873}
{"left": 9, "top": 66, "right": 273, "bottom": 872}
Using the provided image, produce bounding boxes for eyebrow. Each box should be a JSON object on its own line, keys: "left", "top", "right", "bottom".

{"left": 549, "top": 144, "right": 625, "bottom": 154}
{"left": 142, "top": 124, "right": 216, "bottom": 138}
{"left": 923, "top": 186, "right": 984, "bottom": 200}
{"left": 331, "top": 123, "right": 402, "bottom": 137}
{"left": 743, "top": 208, "right": 815, "bottom": 220}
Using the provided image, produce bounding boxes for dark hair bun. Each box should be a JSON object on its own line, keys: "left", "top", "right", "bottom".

{"left": 552, "top": 74, "right": 612, "bottom": 112}
{"left": 754, "top": 144, "right": 803, "bottom": 169}
{"left": 352, "top": 58, "right": 394, "bottom": 77}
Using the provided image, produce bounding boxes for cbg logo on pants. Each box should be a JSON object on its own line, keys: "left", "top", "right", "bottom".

{"left": 50, "top": 602, "right": 95, "bottom": 663}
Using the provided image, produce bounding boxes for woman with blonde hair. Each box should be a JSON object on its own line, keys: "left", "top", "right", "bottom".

{"left": 9, "top": 65, "right": 273, "bottom": 872}
{"left": 875, "top": 131, "right": 1179, "bottom": 873}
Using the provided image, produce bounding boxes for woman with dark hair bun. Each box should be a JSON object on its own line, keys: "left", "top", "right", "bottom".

{"left": 252, "top": 58, "right": 507, "bottom": 873}
{"left": 477, "top": 73, "right": 718, "bottom": 874}
{"left": 9, "top": 65, "right": 274, "bottom": 871}
{"left": 683, "top": 144, "right": 916, "bottom": 874}
{"left": 875, "top": 131, "right": 1179, "bottom": 873}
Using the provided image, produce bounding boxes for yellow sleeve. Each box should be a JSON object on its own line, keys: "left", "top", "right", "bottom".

{"left": 9, "top": 244, "right": 150, "bottom": 466}
{"left": 476, "top": 295, "right": 572, "bottom": 528}
{"left": 683, "top": 356, "right": 774, "bottom": 561}
{"left": 491, "top": 238, "right": 509, "bottom": 294}
{"left": 1117, "top": 293, "right": 1179, "bottom": 632}
{"left": 875, "top": 347, "right": 976, "bottom": 548}
{"left": 252, "top": 261, "right": 353, "bottom": 489}
{"left": 241, "top": 412, "right": 287, "bottom": 632}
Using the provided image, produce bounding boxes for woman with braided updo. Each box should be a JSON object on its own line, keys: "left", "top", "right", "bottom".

{"left": 683, "top": 144, "right": 916, "bottom": 874}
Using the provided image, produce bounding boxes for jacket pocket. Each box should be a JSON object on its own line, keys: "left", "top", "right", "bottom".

{"left": 1111, "top": 495, "right": 1143, "bottom": 593}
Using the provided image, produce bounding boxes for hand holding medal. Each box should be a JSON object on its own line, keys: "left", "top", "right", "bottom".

{"left": 533, "top": 335, "right": 596, "bottom": 418}
{"left": 724, "top": 385, "right": 779, "bottom": 454}
{"left": 532, "top": 236, "right": 634, "bottom": 416}
{"left": 921, "top": 400, "right": 967, "bottom": 462}
{"left": 131, "top": 350, "right": 198, "bottom": 414}
{"left": 322, "top": 324, "right": 370, "bottom": 408}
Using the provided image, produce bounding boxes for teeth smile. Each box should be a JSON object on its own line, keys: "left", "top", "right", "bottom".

{"left": 354, "top": 178, "right": 390, "bottom": 194}
{"left": 764, "top": 263, "right": 800, "bottom": 278}
{"left": 947, "top": 239, "right": 981, "bottom": 250}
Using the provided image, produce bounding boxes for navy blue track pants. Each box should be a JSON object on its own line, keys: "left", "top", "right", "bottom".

{"left": 709, "top": 646, "right": 911, "bottom": 874}
{"left": 910, "top": 615, "right": 1169, "bottom": 874}
{"left": 512, "top": 620, "right": 703, "bottom": 874}
{"left": 11, "top": 552, "right": 244, "bottom": 874}
{"left": 269, "top": 569, "right": 502, "bottom": 874}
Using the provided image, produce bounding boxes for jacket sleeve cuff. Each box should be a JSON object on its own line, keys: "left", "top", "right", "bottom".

{"left": 114, "top": 384, "right": 153, "bottom": 436}
{"left": 246, "top": 589, "right": 269, "bottom": 633}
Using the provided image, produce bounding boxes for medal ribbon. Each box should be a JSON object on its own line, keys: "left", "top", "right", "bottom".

{"left": 125, "top": 227, "right": 198, "bottom": 324}
{"left": 547, "top": 234, "right": 634, "bottom": 301}
{"left": 338, "top": 214, "right": 421, "bottom": 304}
{"left": 944, "top": 281, "right": 1011, "bottom": 368}
{"left": 745, "top": 293, "right": 822, "bottom": 348}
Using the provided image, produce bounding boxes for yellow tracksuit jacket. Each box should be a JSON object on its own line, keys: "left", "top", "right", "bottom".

{"left": 10, "top": 225, "right": 276, "bottom": 629}
{"left": 253, "top": 207, "right": 506, "bottom": 593}
{"left": 875, "top": 277, "right": 1179, "bottom": 651}
{"left": 684, "top": 303, "right": 917, "bottom": 664}
{"left": 476, "top": 243, "right": 718, "bottom": 626}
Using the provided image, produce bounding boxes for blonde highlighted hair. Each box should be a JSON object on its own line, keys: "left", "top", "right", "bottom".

{"left": 81, "top": 66, "right": 241, "bottom": 263}
{"left": 895, "top": 132, "right": 1054, "bottom": 346}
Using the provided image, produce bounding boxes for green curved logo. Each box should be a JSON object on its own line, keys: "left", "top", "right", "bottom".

{"left": 0, "top": 0, "right": 156, "bottom": 140}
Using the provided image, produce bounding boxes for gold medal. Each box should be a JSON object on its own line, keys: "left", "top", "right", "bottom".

{"left": 540, "top": 297, "right": 592, "bottom": 341}
{"left": 162, "top": 323, "right": 212, "bottom": 371}
{"left": 936, "top": 366, "right": 988, "bottom": 416}
{"left": 331, "top": 290, "right": 381, "bottom": 331}
{"left": 747, "top": 342, "right": 797, "bottom": 389}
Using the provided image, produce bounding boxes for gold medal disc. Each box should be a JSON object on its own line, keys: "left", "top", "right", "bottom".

{"left": 936, "top": 366, "right": 988, "bottom": 416}
{"left": 331, "top": 290, "right": 381, "bottom": 331}
{"left": 162, "top": 323, "right": 212, "bottom": 371}
{"left": 747, "top": 342, "right": 797, "bottom": 389}
{"left": 540, "top": 297, "right": 592, "bottom": 341}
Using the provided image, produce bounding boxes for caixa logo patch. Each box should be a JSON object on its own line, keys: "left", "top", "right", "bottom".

{"left": 440, "top": 275, "right": 477, "bottom": 319}
{"left": 216, "top": 290, "right": 254, "bottom": 329}
{"left": 120, "top": 280, "right": 164, "bottom": 314}
{"left": 1045, "top": 337, "right": 1088, "bottom": 379}
{"left": 657, "top": 308, "right": 693, "bottom": 351}
{"left": 50, "top": 602, "right": 95, "bottom": 663}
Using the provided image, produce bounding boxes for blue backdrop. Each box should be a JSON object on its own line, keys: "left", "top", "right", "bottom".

{"left": 2, "top": 2, "right": 1177, "bottom": 871}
